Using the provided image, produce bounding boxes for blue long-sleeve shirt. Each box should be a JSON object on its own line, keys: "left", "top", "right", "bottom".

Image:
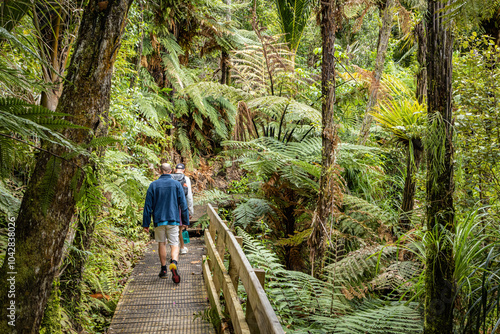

{"left": 142, "top": 174, "right": 190, "bottom": 227}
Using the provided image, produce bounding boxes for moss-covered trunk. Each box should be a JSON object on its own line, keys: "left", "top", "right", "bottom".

{"left": 424, "top": 1, "right": 455, "bottom": 333}
{"left": 308, "top": 0, "right": 342, "bottom": 278}
{"left": 0, "top": 0, "right": 133, "bottom": 332}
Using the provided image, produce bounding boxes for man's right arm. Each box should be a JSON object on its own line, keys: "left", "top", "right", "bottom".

{"left": 142, "top": 185, "right": 153, "bottom": 228}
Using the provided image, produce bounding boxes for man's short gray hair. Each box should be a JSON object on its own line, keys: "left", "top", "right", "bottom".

{"left": 160, "top": 163, "right": 172, "bottom": 173}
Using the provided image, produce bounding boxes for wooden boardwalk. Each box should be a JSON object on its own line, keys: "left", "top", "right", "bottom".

{"left": 109, "top": 237, "right": 215, "bottom": 334}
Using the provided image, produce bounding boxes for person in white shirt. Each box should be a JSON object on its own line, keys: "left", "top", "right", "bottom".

{"left": 173, "top": 163, "right": 194, "bottom": 254}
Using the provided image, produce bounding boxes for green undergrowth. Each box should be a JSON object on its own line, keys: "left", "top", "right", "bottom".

{"left": 40, "top": 210, "right": 149, "bottom": 334}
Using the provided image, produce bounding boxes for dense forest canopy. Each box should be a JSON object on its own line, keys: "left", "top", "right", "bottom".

{"left": 0, "top": 0, "right": 499, "bottom": 333}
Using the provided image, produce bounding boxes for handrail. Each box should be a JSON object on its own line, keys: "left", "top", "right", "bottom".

{"left": 203, "top": 204, "right": 285, "bottom": 334}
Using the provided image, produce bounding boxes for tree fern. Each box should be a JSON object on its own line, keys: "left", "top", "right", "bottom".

{"left": 238, "top": 227, "right": 423, "bottom": 333}
{"left": 232, "top": 198, "right": 275, "bottom": 228}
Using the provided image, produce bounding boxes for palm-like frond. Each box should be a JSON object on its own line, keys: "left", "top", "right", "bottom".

{"left": 274, "top": 0, "right": 313, "bottom": 53}
{"left": 372, "top": 98, "right": 426, "bottom": 143}
{"left": 0, "top": 1, "right": 31, "bottom": 32}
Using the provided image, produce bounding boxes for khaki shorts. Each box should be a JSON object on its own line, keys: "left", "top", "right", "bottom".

{"left": 154, "top": 225, "right": 180, "bottom": 245}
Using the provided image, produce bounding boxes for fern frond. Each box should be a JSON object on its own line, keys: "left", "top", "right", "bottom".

{"left": 0, "top": 180, "right": 21, "bottom": 215}
{"left": 233, "top": 198, "right": 275, "bottom": 228}
{"left": 333, "top": 300, "right": 422, "bottom": 334}
{"left": 194, "top": 189, "right": 231, "bottom": 206}
{"left": 325, "top": 244, "right": 397, "bottom": 286}
{"left": 87, "top": 136, "right": 122, "bottom": 149}
{"left": 40, "top": 156, "right": 62, "bottom": 213}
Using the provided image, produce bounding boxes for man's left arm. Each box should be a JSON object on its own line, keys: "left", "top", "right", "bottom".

{"left": 178, "top": 184, "right": 190, "bottom": 226}
{"left": 186, "top": 176, "right": 194, "bottom": 216}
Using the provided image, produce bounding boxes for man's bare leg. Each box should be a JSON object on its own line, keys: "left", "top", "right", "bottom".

{"left": 170, "top": 245, "right": 179, "bottom": 262}
{"left": 158, "top": 242, "right": 167, "bottom": 266}
{"left": 179, "top": 228, "right": 184, "bottom": 249}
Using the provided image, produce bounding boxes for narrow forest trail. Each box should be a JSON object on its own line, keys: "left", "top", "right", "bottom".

{"left": 108, "top": 237, "right": 215, "bottom": 334}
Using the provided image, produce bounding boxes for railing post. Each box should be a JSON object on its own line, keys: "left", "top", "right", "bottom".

{"left": 246, "top": 268, "right": 266, "bottom": 334}
{"left": 229, "top": 236, "right": 243, "bottom": 290}
{"left": 216, "top": 221, "right": 227, "bottom": 260}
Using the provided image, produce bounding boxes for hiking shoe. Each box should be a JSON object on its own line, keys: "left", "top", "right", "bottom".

{"left": 159, "top": 269, "right": 168, "bottom": 279}
{"left": 180, "top": 247, "right": 188, "bottom": 255}
{"left": 169, "top": 263, "right": 181, "bottom": 284}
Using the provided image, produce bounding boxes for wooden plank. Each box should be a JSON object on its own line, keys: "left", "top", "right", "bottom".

{"left": 207, "top": 204, "right": 284, "bottom": 334}
{"left": 221, "top": 268, "right": 251, "bottom": 334}
{"left": 205, "top": 229, "right": 224, "bottom": 294}
{"left": 203, "top": 255, "right": 226, "bottom": 334}
{"left": 216, "top": 228, "right": 226, "bottom": 261}
{"left": 206, "top": 230, "right": 250, "bottom": 334}
{"left": 229, "top": 236, "right": 243, "bottom": 290}
{"left": 246, "top": 269, "right": 266, "bottom": 334}
{"left": 208, "top": 206, "right": 217, "bottom": 244}
{"left": 254, "top": 268, "right": 266, "bottom": 289}
{"left": 205, "top": 228, "right": 215, "bottom": 272}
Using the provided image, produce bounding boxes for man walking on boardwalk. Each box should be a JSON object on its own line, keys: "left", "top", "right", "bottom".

{"left": 142, "top": 163, "right": 190, "bottom": 283}
{"left": 172, "top": 163, "right": 194, "bottom": 254}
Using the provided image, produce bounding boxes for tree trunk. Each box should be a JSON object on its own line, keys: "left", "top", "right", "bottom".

{"left": 220, "top": 50, "right": 230, "bottom": 85}
{"left": 0, "top": 0, "right": 133, "bottom": 332}
{"left": 358, "top": 0, "right": 394, "bottom": 145}
{"left": 129, "top": 0, "right": 144, "bottom": 89}
{"left": 220, "top": 0, "right": 231, "bottom": 85}
{"left": 58, "top": 206, "right": 97, "bottom": 331}
{"left": 308, "top": 0, "right": 342, "bottom": 278}
{"left": 424, "top": 1, "right": 455, "bottom": 333}
{"left": 399, "top": 141, "right": 423, "bottom": 230}
{"left": 416, "top": 22, "right": 427, "bottom": 104}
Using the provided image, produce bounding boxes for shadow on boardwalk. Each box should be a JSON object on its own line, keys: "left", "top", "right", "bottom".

{"left": 109, "top": 237, "right": 215, "bottom": 334}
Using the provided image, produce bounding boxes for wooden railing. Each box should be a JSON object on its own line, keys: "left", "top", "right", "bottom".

{"left": 203, "top": 204, "right": 285, "bottom": 334}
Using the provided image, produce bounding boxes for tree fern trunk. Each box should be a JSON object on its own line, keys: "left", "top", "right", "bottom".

{"left": 416, "top": 22, "right": 427, "bottom": 104}
{"left": 358, "top": 0, "right": 394, "bottom": 145}
{"left": 308, "top": 0, "right": 342, "bottom": 278}
{"left": 399, "top": 142, "right": 423, "bottom": 230}
{"left": 220, "top": 50, "right": 230, "bottom": 85}
{"left": 220, "top": 0, "right": 231, "bottom": 85}
{"left": 424, "top": 1, "right": 455, "bottom": 333}
{"left": 0, "top": 0, "right": 132, "bottom": 332}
